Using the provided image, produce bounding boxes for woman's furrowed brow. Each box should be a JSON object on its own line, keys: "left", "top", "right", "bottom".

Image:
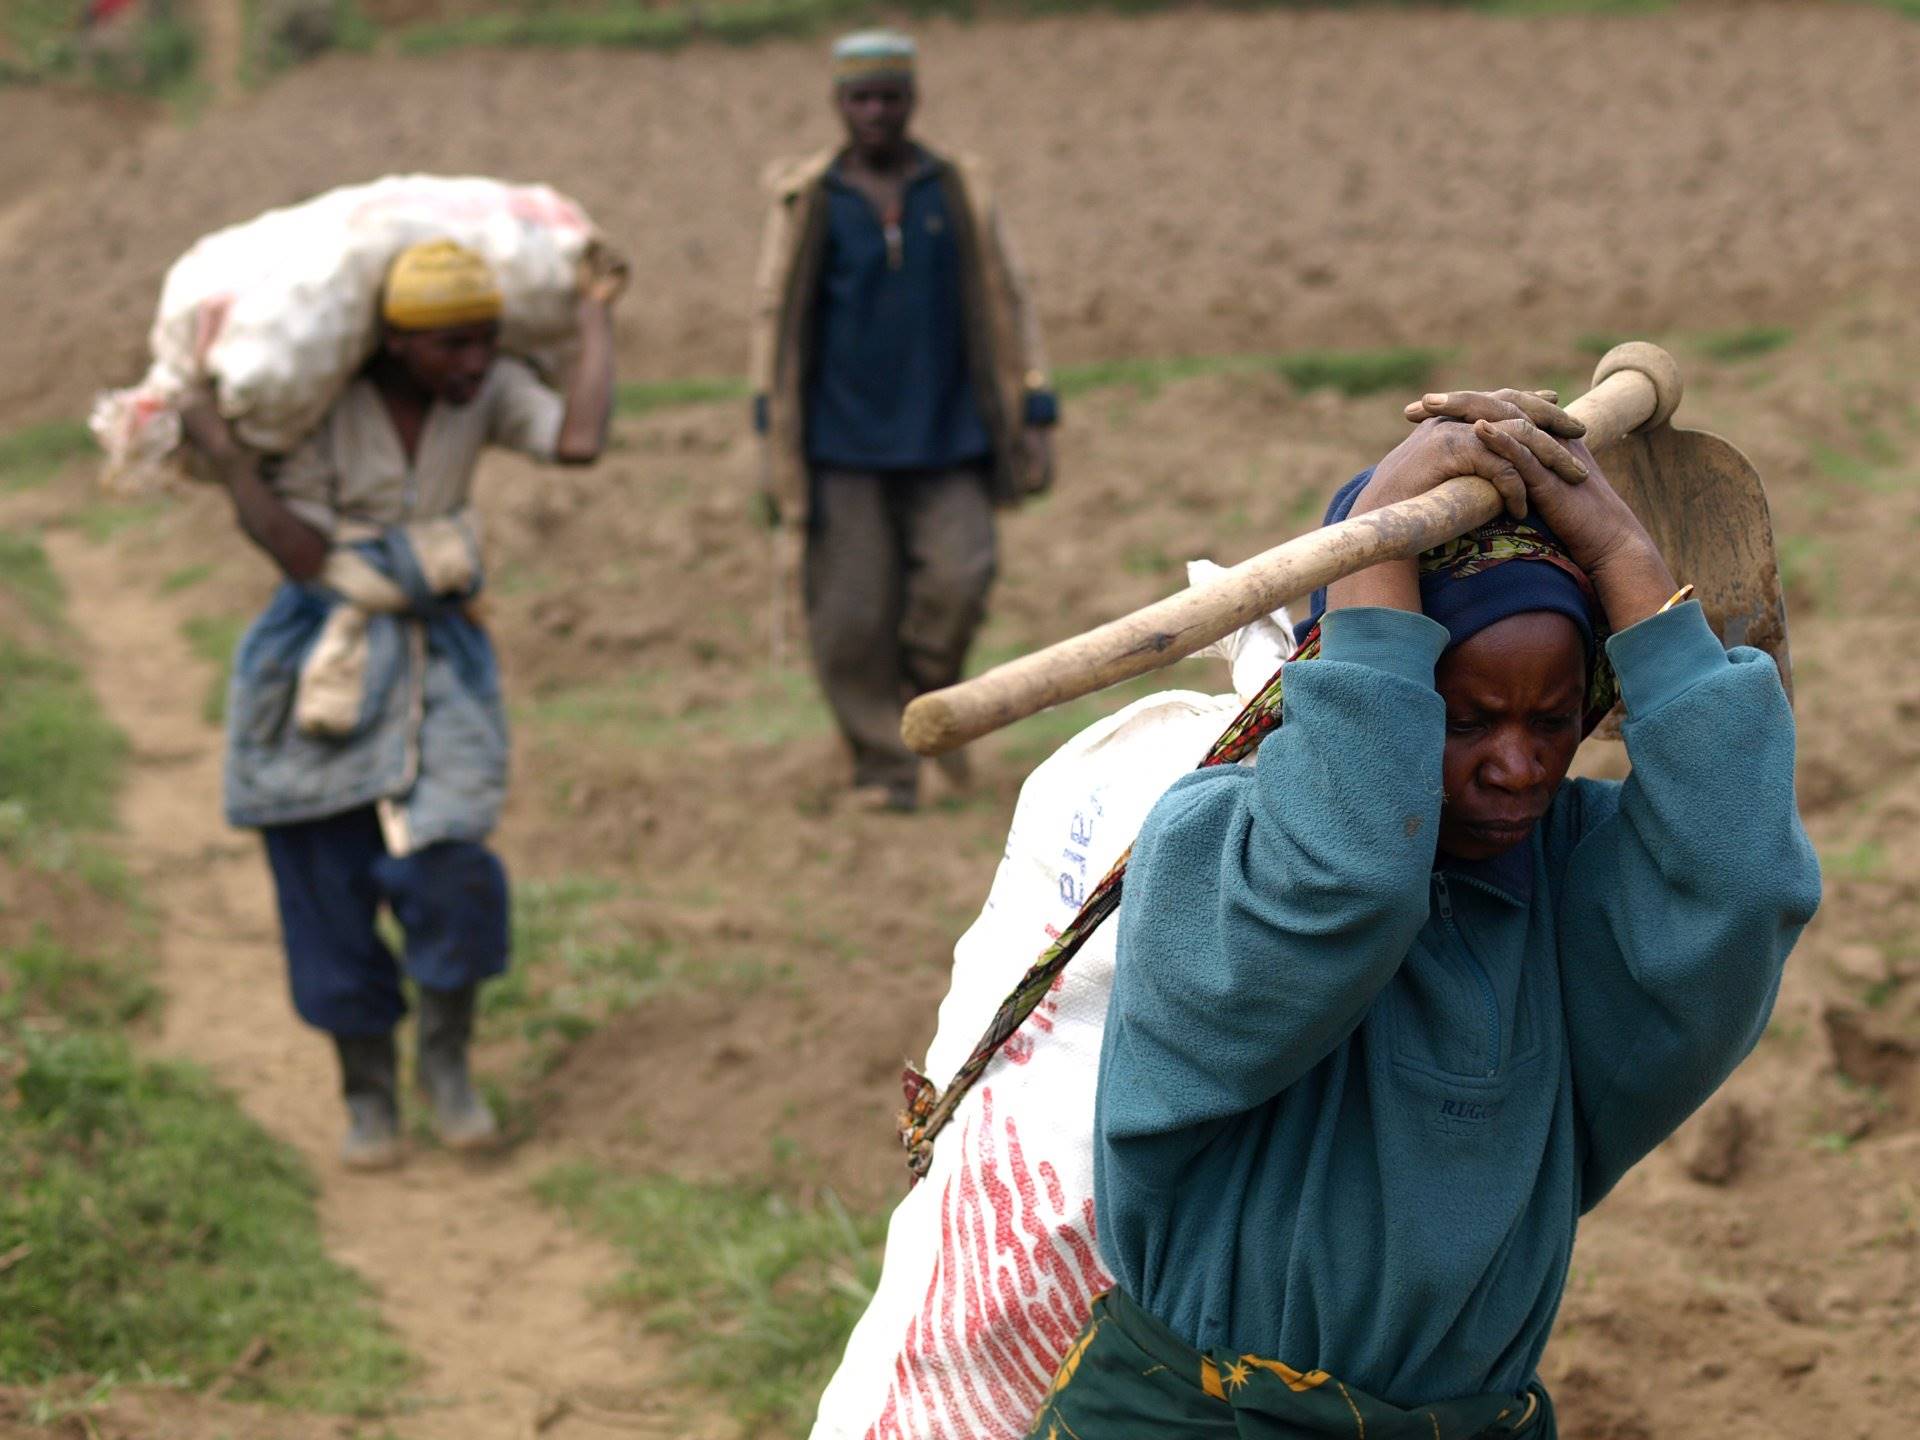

{"left": 1449, "top": 683, "right": 1585, "bottom": 717}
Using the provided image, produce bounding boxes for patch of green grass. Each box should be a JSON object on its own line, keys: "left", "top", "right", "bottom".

{"left": 1846, "top": 423, "right": 1903, "bottom": 467}
{"left": 517, "top": 673, "right": 664, "bottom": 732}
{"left": 0, "top": 930, "right": 157, "bottom": 1031}
{"left": 599, "top": 347, "right": 1437, "bottom": 428}
{"left": 482, "top": 877, "right": 674, "bottom": 1077}
{"left": 1824, "top": 839, "right": 1888, "bottom": 882}
{"left": 0, "top": 0, "right": 76, "bottom": 67}
{"left": 1697, "top": 325, "right": 1794, "bottom": 363}
{"left": 1269, "top": 347, "right": 1443, "bottom": 397}
{"left": 0, "top": 1030, "right": 410, "bottom": 1409}
{"left": 517, "top": 666, "right": 831, "bottom": 750}
{"left": 334, "top": 0, "right": 380, "bottom": 48}
{"left": 616, "top": 375, "right": 753, "bottom": 416}
{"left": 1777, "top": 532, "right": 1839, "bottom": 614}
{"left": 643, "top": 346, "right": 1434, "bottom": 422}
{"left": 704, "top": 0, "right": 863, "bottom": 43}
{"left": 158, "top": 562, "right": 215, "bottom": 595}
{"left": 1763, "top": 1019, "right": 1808, "bottom": 1049}
{"left": 120, "top": 14, "right": 199, "bottom": 95}
{"left": 538, "top": 1164, "right": 884, "bottom": 1436}
{"left": 1835, "top": 1074, "right": 1894, "bottom": 1113}
{"left": 72, "top": 845, "right": 138, "bottom": 904}
{"left": 0, "top": 532, "right": 410, "bottom": 1414}
{"left": 387, "top": 0, "right": 1696, "bottom": 59}
{"left": 0, "top": 1, "right": 198, "bottom": 96}
{"left": 1055, "top": 346, "right": 1440, "bottom": 402}
{"left": 0, "top": 421, "right": 96, "bottom": 493}
{"left": 0, "top": 533, "right": 65, "bottom": 629}
{"left": 180, "top": 614, "right": 245, "bottom": 726}
{"left": 482, "top": 874, "right": 786, "bottom": 1090}
{"left": 1476, "top": 0, "right": 1668, "bottom": 13}
{"left": 1121, "top": 542, "right": 1176, "bottom": 577}
{"left": 0, "top": 642, "right": 126, "bottom": 836}
{"left": 1810, "top": 443, "right": 1875, "bottom": 489}
{"left": 1054, "top": 354, "right": 1241, "bottom": 399}
{"left": 0, "top": 798, "right": 138, "bottom": 903}
{"left": 244, "top": 0, "right": 376, "bottom": 81}
{"left": 0, "top": 539, "right": 120, "bottom": 848}
{"left": 1285, "top": 485, "right": 1330, "bottom": 528}
{"left": 1809, "top": 440, "right": 1910, "bottom": 496}
{"left": 1022, "top": 0, "right": 1175, "bottom": 14}
{"left": 59, "top": 499, "right": 169, "bottom": 545}
{"left": 0, "top": 576, "right": 112, "bottom": 841}
{"left": 1862, "top": 977, "right": 1901, "bottom": 1010}
{"left": 1214, "top": 503, "right": 1255, "bottom": 537}
{"left": 397, "top": 1, "right": 696, "bottom": 54}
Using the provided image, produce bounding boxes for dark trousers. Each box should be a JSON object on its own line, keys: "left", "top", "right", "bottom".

{"left": 261, "top": 807, "right": 509, "bottom": 1037}
{"left": 804, "top": 466, "right": 997, "bottom": 790}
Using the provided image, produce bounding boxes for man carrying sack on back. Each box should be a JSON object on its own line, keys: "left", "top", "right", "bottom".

{"left": 750, "top": 30, "right": 1059, "bottom": 812}
{"left": 181, "top": 239, "right": 624, "bottom": 1170}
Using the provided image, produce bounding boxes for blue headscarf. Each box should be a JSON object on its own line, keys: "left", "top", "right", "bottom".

{"left": 1294, "top": 469, "right": 1602, "bottom": 656}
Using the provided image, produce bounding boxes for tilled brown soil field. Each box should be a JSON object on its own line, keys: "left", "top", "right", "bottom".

{"left": 2, "top": 5, "right": 1918, "bottom": 1439}
{"left": 4, "top": 2, "right": 1920, "bottom": 424}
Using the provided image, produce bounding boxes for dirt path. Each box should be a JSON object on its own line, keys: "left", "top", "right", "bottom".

{"left": 43, "top": 529, "right": 700, "bottom": 1440}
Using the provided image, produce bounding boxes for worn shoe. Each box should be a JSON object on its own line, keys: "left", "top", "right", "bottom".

{"left": 332, "top": 1032, "right": 403, "bottom": 1171}
{"left": 414, "top": 984, "right": 500, "bottom": 1150}
{"left": 851, "top": 779, "right": 919, "bottom": 813}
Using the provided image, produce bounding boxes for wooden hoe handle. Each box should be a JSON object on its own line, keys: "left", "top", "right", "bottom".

{"left": 902, "top": 343, "right": 1683, "bottom": 757}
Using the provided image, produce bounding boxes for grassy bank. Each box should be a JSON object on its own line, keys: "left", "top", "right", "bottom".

{"left": 0, "top": 0, "right": 196, "bottom": 95}
{"left": 539, "top": 1163, "right": 885, "bottom": 1435}
{"left": 616, "top": 343, "right": 1441, "bottom": 418}
{"left": 390, "top": 0, "right": 1688, "bottom": 57}
{"left": 0, "top": 527, "right": 409, "bottom": 1415}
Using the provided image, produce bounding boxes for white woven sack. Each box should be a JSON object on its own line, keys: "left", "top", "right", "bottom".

{"left": 91, "top": 174, "right": 601, "bottom": 493}
{"left": 811, "top": 586, "right": 1292, "bottom": 1440}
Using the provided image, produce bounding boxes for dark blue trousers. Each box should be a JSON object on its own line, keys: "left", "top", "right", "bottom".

{"left": 261, "top": 807, "right": 509, "bottom": 1037}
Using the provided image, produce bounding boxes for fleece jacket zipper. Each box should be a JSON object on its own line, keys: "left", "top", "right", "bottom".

{"left": 1434, "top": 873, "right": 1501, "bottom": 1078}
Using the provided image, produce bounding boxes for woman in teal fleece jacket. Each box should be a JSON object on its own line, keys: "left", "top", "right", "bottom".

{"left": 1031, "top": 391, "right": 1822, "bottom": 1439}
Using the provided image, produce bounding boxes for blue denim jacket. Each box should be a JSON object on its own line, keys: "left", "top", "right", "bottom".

{"left": 223, "top": 525, "right": 507, "bottom": 848}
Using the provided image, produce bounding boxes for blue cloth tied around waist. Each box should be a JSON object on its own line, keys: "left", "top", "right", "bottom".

{"left": 1029, "top": 1288, "right": 1549, "bottom": 1440}
{"left": 223, "top": 515, "right": 507, "bottom": 850}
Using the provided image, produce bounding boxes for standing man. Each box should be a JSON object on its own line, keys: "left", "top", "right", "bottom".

{"left": 750, "top": 30, "right": 1059, "bottom": 812}
{"left": 182, "top": 239, "right": 623, "bottom": 1169}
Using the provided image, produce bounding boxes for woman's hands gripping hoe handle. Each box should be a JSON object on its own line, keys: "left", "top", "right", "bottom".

{"left": 900, "top": 343, "right": 1682, "bottom": 757}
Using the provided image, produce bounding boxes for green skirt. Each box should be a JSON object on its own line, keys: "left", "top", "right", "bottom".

{"left": 1027, "top": 1289, "right": 1549, "bottom": 1440}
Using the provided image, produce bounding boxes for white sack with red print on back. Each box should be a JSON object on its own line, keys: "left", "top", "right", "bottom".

{"left": 810, "top": 579, "right": 1292, "bottom": 1440}
{"left": 91, "top": 174, "right": 603, "bottom": 494}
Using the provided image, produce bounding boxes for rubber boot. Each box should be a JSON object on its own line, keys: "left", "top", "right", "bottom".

{"left": 332, "top": 1032, "right": 402, "bottom": 1171}
{"left": 414, "top": 984, "right": 499, "bottom": 1150}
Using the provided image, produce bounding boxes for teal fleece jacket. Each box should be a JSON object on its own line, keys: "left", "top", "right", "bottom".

{"left": 1093, "top": 601, "right": 1821, "bottom": 1424}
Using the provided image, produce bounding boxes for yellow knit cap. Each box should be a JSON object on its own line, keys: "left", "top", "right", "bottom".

{"left": 381, "top": 240, "right": 503, "bottom": 332}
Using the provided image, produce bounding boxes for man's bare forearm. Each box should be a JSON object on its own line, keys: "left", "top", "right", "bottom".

{"left": 554, "top": 298, "right": 615, "bottom": 464}
{"left": 180, "top": 399, "right": 329, "bottom": 582}
{"left": 206, "top": 447, "right": 329, "bottom": 583}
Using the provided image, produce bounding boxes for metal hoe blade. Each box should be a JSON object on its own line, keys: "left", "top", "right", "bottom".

{"left": 1592, "top": 418, "right": 1793, "bottom": 706}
